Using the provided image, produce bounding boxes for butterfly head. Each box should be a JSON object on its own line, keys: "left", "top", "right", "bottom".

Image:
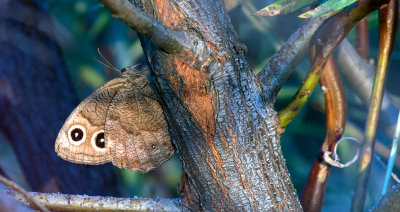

{"left": 120, "top": 65, "right": 147, "bottom": 76}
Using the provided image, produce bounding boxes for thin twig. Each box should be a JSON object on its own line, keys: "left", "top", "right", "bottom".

{"left": 98, "top": 0, "right": 190, "bottom": 54}
{"left": 351, "top": 0, "right": 398, "bottom": 210}
{"left": 0, "top": 175, "right": 49, "bottom": 212}
{"left": 7, "top": 190, "right": 182, "bottom": 211}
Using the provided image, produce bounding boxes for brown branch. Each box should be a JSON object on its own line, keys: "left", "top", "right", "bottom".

{"left": 300, "top": 56, "right": 346, "bottom": 212}
{"left": 7, "top": 191, "right": 182, "bottom": 211}
{"left": 356, "top": 17, "right": 369, "bottom": 59}
{"left": 98, "top": 0, "right": 191, "bottom": 54}
{"left": 0, "top": 175, "right": 49, "bottom": 212}
{"left": 357, "top": 0, "right": 369, "bottom": 60}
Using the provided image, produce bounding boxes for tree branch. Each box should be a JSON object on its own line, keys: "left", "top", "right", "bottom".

{"left": 99, "top": 0, "right": 190, "bottom": 54}
{"left": 7, "top": 191, "right": 182, "bottom": 212}
{"left": 257, "top": 15, "right": 329, "bottom": 103}
{"left": 278, "top": 0, "right": 390, "bottom": 128}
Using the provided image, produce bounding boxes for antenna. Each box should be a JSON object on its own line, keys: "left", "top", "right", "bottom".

{"left": 94, "top": 48, "right": 119, "bottom": 73}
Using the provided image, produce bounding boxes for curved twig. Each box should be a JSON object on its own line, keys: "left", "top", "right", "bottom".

{"left": 300, "top": 56, "right": 347, "bottom": 212}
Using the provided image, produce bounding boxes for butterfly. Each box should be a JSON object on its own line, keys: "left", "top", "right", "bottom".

{"left": 55, "top": 55, "right": 174, "bottom": 173}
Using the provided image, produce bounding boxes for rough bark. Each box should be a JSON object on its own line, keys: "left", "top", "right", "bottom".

{"left": 126, "top": 0, "right": 301, "bottom": 211}
{"left": 0, "top": 0, "right": 118, "bottom": 195}
{"left": 372, "top": 183, "right": 400, "bottom": 212}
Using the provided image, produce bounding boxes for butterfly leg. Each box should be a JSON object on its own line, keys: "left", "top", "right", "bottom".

{"left": 138, "top": 83, "right": 159, "bottom": 100}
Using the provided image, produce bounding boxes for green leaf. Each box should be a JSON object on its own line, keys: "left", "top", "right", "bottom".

{"left": 299, "top": 0, "right": 357, "bottom": 18}
{"left": 254, "top": 0, "right": 318, "bottom": 17}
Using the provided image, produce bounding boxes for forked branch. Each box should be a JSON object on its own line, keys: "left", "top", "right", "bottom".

{"left": 278, "top": 0, "right": 390, "bottom": 128}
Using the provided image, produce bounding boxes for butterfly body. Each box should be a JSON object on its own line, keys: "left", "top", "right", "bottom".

{"left": 55, "top": 67, "right": 174, "bottom": 172}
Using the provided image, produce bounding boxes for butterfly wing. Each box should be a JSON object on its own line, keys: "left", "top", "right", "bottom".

{"left": 55, "top": 78, "right": 125, "bottom": 165}
{"left": 105, "top": 79, "right": 174, "bottom": 172}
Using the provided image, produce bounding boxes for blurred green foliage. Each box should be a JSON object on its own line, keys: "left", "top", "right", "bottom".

{"left": 256, "top": 0, "right": 358, "bottom": 18}
{"left": 22, "top": 0, "right": 400, "bottom": 210}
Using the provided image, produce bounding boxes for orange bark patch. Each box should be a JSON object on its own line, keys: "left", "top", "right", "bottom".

{"left": 206, "top": 41, "right": 219, "bottom": 53}
{"left": 172, "top": 57, "right": 216, "bottom": 135}
{"left": 154, "top": 0, "right": 184, "bottom": 28}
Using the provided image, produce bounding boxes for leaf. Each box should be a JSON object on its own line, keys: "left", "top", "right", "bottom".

{"left": 254, "top": 0, "right": 318, "bottom": 17}
{"left": 298, "top": 0, "right": 357, "bottom": 18}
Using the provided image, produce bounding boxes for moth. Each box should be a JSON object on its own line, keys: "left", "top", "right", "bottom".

{"left": 55, "top": 59, "right": 174, "bottom": 173}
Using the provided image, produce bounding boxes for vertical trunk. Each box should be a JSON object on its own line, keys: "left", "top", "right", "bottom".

{"left": 132, "top": 0, "right": 302, "bottom": 210}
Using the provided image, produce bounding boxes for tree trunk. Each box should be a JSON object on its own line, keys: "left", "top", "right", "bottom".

{"left": 131, "top": 0, "right": 301, "bottom": 210}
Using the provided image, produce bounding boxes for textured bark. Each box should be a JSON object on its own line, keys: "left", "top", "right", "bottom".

{"left": 128, "top": 0, "right": 301, "bottom": 211}
{"left": 0, "top": 0, "right": 118, "bottom": 195}
{"left": 372, "top": 184, "right": 400, "bottom": 212}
